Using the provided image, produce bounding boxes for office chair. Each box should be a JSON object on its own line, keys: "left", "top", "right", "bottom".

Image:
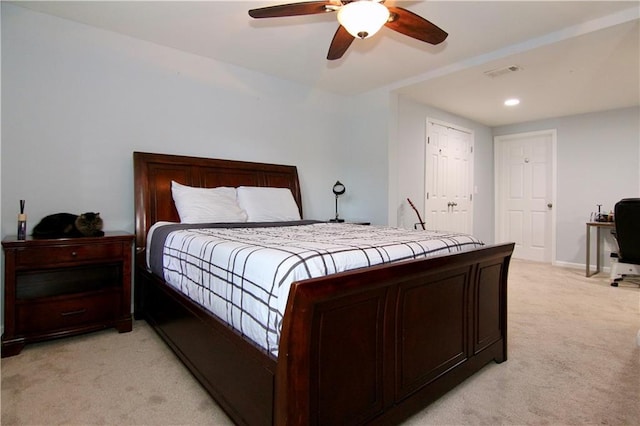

{"left": 610, "top": 198, "right": 640, "bottom": 287}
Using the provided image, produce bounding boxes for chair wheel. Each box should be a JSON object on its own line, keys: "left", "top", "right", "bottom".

{"left": 611, "top": 282, "right": 619, "bottom": 287}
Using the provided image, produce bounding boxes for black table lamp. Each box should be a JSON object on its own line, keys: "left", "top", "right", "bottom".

{"left": 330, "top": 180, "right": 346, "bottom": 223}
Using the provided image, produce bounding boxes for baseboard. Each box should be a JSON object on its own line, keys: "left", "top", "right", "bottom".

{"left": 553, "top": 260, "right": 611, "bottom": 274}
{"left": 552, "top": 260, "right": 582, "bottom": 269}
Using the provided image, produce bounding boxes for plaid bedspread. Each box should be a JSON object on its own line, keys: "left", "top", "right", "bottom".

{"left": 149, "top": 221, "right": 484, "bottom": 357}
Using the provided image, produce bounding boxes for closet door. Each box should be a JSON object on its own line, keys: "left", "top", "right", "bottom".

{"left": 425, "top": 120, "right": 474, "bottom": 233}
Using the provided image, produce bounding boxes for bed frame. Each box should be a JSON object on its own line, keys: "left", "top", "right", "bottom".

{"left": 133, "top": 151, "right": 514, "bottom": 426}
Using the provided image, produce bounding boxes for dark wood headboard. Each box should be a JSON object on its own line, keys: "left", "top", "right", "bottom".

{"left": 133, "top": 152, "right": 302, "bottom": 252}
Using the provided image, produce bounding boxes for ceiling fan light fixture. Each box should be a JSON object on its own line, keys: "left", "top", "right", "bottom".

{"left": 337, "top": 1, "right": 390, "bottom": 39}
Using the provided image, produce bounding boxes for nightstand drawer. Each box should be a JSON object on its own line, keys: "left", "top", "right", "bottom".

{"left": 15, "top": 242, "right": 123, "bottom": 268}
{"left": 15, "top": 291, "right": 118, "bottom": 335}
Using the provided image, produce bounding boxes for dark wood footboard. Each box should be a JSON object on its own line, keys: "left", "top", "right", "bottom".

{"left": 276, "top": 242, "right": 513, "bottom": 425}
{"left": 137, "top": 242, "right": 512, "bottom": 426}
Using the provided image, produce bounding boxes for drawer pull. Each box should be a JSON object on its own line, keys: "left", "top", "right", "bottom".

{"left": 61, "top": 309, "right": 86, "bottom": 317}
{"left": 71, "top": 252, "right": 78, "bottom": 257}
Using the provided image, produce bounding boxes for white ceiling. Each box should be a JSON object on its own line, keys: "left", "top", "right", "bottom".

{"left": 11, "top": 0, "right": 640, "bottom": 126}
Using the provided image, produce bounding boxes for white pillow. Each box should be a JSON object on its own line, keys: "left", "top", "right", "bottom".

{"left": 237, "top": 186, "right": 301, "bottom": 222}
{"left": 171, "top": 181, "right": 248, "bottom": 224}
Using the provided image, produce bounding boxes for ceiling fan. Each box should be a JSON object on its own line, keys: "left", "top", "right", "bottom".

{"left": 248, "top": 0, "right": 448, "bottom": 60}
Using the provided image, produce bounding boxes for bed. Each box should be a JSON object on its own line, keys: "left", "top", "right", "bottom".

{"left": 133, "top": 151, "right": 514, "bottom": 426}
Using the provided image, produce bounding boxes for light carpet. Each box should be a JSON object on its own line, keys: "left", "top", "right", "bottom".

{"left": 2, "top": 259, "right": 639, "bottom": 425}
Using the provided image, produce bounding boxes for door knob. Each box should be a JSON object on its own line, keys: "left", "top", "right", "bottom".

{"left": 547, "top": 203, "right": 553, "bottom": 209}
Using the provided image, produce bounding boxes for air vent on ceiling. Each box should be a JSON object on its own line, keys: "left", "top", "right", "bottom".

{"left": 484, "top": 65, "right": 522, "bottom": 78}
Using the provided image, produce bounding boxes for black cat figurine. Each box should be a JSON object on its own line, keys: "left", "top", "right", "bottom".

{"left": 32, "top": 212, "right": 104, "bottom": 239}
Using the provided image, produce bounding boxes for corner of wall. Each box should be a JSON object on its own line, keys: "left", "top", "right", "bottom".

{"left": 1, "top": 2, "right": 4, "bottom": 335}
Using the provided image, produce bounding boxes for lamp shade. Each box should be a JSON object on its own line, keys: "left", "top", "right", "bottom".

{"left": 337, "top": 1, "right": 390, "bottom": 39}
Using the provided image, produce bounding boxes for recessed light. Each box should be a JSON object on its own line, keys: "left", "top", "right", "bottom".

{"left": 504, "top": 98, "right": 520, "bottom": 106}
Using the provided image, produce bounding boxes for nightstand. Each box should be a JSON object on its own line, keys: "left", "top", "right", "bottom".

{"left": 348, "top": 222, "right": 371, "bottom": 225}
{"left": 327, "top": 221, "right": 371, "bottom": 225}
{"left": 1, "top": 232, "right": 134, "bottom": 357}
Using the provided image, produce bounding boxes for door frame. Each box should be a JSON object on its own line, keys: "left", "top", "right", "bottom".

{"left": 425, "top": 117, "right": 475, "bottom": 234}
{"left": 494, "top": 129, "right": 557, "bottom": 263}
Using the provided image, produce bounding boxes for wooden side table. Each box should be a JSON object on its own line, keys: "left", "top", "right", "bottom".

{"left": 1, "top": 232, "right": 134, "bottom": 357}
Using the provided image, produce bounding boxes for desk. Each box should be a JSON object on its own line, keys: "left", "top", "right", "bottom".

{"left": 586, "top": 221, "right": 615, "bottom": 277}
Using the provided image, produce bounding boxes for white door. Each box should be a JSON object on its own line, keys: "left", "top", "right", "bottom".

{"left": 425, "top": 120, "right": 473, "bottom": 233}
{"left": 495, "top": 130, "right": 556, "bottom": 262}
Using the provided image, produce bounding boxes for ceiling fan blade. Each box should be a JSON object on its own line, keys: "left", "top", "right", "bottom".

{"left": 249, "top": 1, "right": 335, "bottom": 19}
{"left": 384, "top": 6, "right": 448, "bottom": 45}
{"left": 327, "top": 25, "right": 354, "bottom": 60}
